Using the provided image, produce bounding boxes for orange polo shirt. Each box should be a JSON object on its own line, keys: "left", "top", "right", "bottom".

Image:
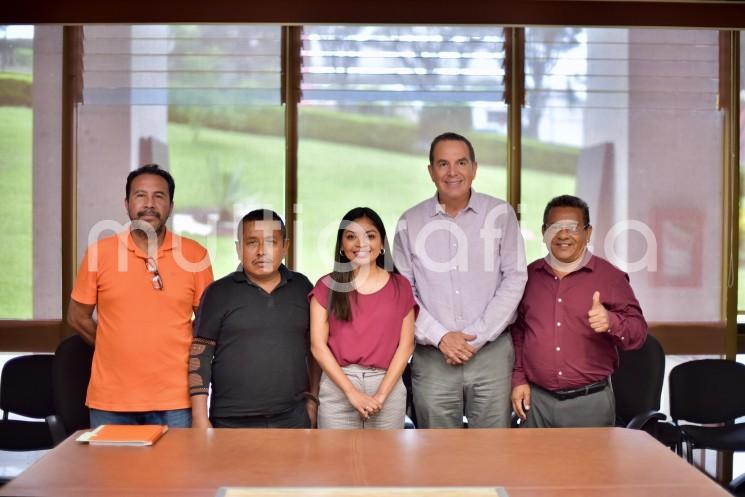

{"left": 71, "top": 230, "right": 213, "bottom": 412}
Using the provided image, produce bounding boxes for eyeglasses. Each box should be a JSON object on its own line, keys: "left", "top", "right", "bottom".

{"left": 145, "top": 258, "right": 164, "bottom": 291}
{"left": 543, "top": 222, "right": 590, "bottom": 235}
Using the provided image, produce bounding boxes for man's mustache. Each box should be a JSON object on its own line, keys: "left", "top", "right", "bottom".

{"left": 137, "top": 210, "right": 161, "bottom": 219}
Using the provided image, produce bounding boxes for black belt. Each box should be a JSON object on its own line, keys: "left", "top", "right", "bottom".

{"left": 541, "top": 378, "right": 609, "bottom": 401}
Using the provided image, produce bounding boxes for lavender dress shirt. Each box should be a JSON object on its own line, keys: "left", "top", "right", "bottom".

{"left": 393, "top": 191, "right": 527, "bottom": 350}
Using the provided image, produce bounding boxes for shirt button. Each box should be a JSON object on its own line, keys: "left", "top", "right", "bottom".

{"left": 557, "top": 322, "right": 561, "bottom": 327}
{"left": 556, "top": 346, "right": 561, "bottom": 351}
{"left": 455, "top": 290, "right": 460, "bottom": 295}
{"left": 557, "top": 298, "right": 562, "bottom": 303}
{"left": 558, "top": 371, "right": 563, "bottom": 376}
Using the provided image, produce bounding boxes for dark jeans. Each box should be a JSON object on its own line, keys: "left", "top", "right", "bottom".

{"left": 89, "top": 407, "right": 192, "bottom": 428}
{"left": 211, "top": 402, "right": 310, "bottom": 428}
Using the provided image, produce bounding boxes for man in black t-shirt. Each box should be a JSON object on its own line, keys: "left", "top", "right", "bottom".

{"left": 188, "top": 209, "right": 320, "bottom": 428}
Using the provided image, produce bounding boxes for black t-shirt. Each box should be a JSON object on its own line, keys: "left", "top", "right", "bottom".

{"left": 191, "top": 265, "right": 313, "bottom": 418}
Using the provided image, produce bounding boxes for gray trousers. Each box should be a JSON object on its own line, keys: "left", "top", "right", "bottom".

{"left": 523, "top": 382, "right": 615, "bottom": 428}
{"left": 411, "top": 331, "right": 514, "bottom": 428}
{"left": 318, "top": 364, "right": 406, "bottom": 429}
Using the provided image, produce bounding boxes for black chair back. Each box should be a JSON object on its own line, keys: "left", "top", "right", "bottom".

{"left": 610, "top": 335, "right": 682, "bottom": 452}
{"left": 612, "top": 334, "right": 664, "bottom": 426}
{"left": 670, "top": 359, "right": 745, "bottom": 424}
{"left": 1, "top": 355, "right": 55, "bottom": 420}
{"left": 402, "top": 362, "right": 417, "bottom": 428}
{"left": 0, "top": 354, "right": 56, "bottom": 451}
{"left": 52, "top": 335, "right": 94, "bottom": 436}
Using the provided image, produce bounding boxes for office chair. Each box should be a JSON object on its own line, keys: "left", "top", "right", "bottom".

{"left": 613, "top": 335, "right": 664, "bottom": 429}
{"left": 402, "top": 362, "right": 417, "bottom": 428}
{"left": 612, "top": 335, "right": 681, "bottom": 452}
{"left": 669, "top": 359, "right": 745, "bottom": 465}
{"left": 0, "top": 354, "right": 60, "bottom": 451}
{"left": 51, "top": 335, "right": 93, "bottom": 443}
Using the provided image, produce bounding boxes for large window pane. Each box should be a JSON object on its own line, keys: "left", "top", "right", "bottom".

{"left": 77, "top": 25, "right": 284, "bottom": 280}
{"left": 297, "top": 26, "right": 508, "bottom": 282}
{"left": 522, "top": 28, "right": 723, "bottom": 322}
{"left": 0, "top": 25, "right": 62, "bottom": 319}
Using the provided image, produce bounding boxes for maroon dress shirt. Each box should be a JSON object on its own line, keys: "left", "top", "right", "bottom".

{"left": 511, "top": 254, "right": 647, "bottom": 391}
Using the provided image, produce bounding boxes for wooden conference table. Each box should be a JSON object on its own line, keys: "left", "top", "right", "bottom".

{"left": 0, "top": 428, "right": 730, "bottom": 497}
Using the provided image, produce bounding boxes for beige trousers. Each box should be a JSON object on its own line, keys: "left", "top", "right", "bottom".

{"left": 318, "top": 364, "right": 406, "bottom": 429}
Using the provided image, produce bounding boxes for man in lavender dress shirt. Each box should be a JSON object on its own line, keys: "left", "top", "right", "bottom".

{"left": 511, "top": 195, "right": 647, "bottom": 428}
{"left": 393, "top": 132, "right": 527, "bottom": 428}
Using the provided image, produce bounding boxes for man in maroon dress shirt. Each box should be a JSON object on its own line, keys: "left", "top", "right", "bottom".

{"left": 511, "top": 195, "right": 648, "bottom": 428}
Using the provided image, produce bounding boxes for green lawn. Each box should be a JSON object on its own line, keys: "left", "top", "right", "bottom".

{"left": 0, "top": 72, "right": 32, "bottom": 82}
{"left": 168, "top": 124, "right": 285, "bottom": 212}
{"left": 0, "top": 107, "right": 32, "bottom": 318}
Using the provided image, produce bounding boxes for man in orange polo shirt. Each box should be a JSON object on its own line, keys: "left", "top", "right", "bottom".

{"left": 67, "top": 164, "right": 213, "bottom": 428}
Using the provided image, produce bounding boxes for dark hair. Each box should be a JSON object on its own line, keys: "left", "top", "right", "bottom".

{"left": 542, "top": 195, "right": 591, "bottom": 228}
{"left": 329, "top": 207, "right": 396, "bottom": 321}
{"left": 428, "top": 132, "right": 476, "bottom": 165}
{"left": 125, "top": 164, "right": 175, "bottom": 203}
{"left": 237, "top": 209, "right": 287, "bottom": 241}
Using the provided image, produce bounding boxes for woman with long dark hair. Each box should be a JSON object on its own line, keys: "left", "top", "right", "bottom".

{"left": 309, "top": 207, "right": 416, "bottom": 429}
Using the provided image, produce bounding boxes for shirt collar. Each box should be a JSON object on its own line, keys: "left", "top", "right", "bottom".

{"left": 232, "top": 263, "right": 292, "bottom": 289}
{"left": 537, "top": 249, "right": 595, "bottom": 276}
{"left": 429, "top": 189, "right": 480, "bottom": 218}
{"left": 124, "top": 228, "right": 175, "bottom": 259}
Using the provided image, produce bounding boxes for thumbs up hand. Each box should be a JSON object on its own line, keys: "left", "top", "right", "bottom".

{"left": 587, "top": 291, "right": 610, "bottom": 333}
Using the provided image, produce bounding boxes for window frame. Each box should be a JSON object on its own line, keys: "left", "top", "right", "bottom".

{"left": 0, "top": 17, "right": 739, "bottom": 362}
